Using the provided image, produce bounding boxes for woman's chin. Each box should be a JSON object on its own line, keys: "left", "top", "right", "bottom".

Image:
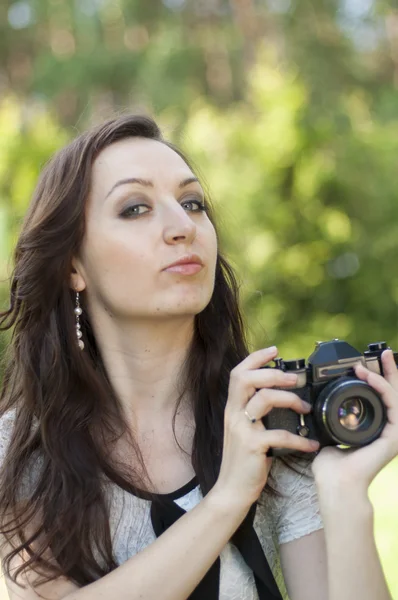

{"left": 124, "top": 288, "right": 212, "bottom": 320}
{"left": 151, "top": 297, "right": 211, "bottom": 319}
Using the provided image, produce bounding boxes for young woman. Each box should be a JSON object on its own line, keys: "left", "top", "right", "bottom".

{"left": 0, "top": 114, "right": 396, "bottom": 600}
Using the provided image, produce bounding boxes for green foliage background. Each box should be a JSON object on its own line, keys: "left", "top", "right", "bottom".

{"left": 0, "top": 0, "right": 397, "bottom": 597}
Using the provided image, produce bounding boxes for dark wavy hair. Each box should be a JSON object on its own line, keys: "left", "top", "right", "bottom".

{"left": 0, "top": 114, "right": 256, "bottom": 588}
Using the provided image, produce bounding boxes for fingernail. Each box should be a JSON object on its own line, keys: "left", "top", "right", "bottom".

{"left": 285, "top": 373, "right": 298, "bottom": 382}
{"left": 302, "top": 400, "right": 312, "bottom": 410}
{"left": 268, "top": 346, "right": 277, "bottom": 353}
{"left": 310, "top": 440, "right": 320, "bottom": 449}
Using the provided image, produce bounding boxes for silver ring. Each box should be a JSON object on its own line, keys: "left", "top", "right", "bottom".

{"left": 244, "top": 409, "right": 257, "bottom": 424}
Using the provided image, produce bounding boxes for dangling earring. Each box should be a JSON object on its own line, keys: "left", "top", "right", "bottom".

{"left": 75, "top": 291, "right": 84, "bottom": 350}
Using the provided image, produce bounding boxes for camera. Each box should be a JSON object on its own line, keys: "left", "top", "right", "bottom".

{"left": 263, "top": 339, "right": 396, "bottom": 457}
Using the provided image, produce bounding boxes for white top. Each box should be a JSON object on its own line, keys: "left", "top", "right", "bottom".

{"left": 0, "top": 410, "right": 324, "bottom": 599}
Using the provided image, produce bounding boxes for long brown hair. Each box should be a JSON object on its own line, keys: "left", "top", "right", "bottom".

{"left": 0, "top": 114, "right": 250, "bottom": 587}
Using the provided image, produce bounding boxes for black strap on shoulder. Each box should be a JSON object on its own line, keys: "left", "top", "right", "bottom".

{"left": 150, "top": 495, "right": 283, "bottom": 599}
{"left": 232, "top": 502, "right": 283, "bottom": 599}
{"left": 150, "top": 497, "right": 220, "bottom": 598}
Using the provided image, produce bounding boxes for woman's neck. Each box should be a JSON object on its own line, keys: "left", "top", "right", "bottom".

{"left": 92, "top": 314, "right": 196, "bottom": 428}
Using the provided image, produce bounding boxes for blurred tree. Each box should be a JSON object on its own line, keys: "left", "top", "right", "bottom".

{"left": 183, "top": 45, "right": 398, "bottom": 359}
{"left": 0, "top": 0, "right": 397, "bottom": 358}
{"left": 1, "top": 1, "right": 398, "bottom": 594}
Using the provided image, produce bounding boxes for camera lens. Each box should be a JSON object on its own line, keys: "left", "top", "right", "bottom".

{"left": 313, "top": 377, "right": 387, "bottom": 446}
{"left": 338, "top": 398, "right": 365, "bottom": 431}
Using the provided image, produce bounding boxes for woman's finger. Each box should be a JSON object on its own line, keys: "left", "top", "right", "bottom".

{"left": 228, "top": 367, "right": 299, "bottom": 409}
{"left": 354, "top": 362, "right": 398, "bottom": 411}
{"left": 244, "top": 389, "right": 311, "bottom": 424}
{"left": 381, "top": 349, "right": 398, "bottom": 386}
{"left": 259, "top": 429, "right": 320, "bottom": 453}
{"left": 234, "top": 346, "right": 278, "bottom": 372}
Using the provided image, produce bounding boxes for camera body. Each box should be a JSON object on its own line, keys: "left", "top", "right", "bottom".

{"left": 263, "top": 340, "right": 396, "bottom": 457}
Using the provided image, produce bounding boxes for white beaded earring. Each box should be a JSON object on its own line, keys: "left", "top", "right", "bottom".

{"left": 75, "top": 291, "right": 84, "bottom": 350}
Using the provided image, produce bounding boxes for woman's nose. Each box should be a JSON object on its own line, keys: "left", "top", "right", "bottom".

{"left": 162, "top": 205, "right": 197, "bottom": 245}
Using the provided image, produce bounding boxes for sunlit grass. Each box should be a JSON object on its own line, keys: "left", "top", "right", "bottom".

{"left": 369, "top": 456, "right": 398, "bottom": 597}
{"left": 0, "top": 458, "right": 397, "bottom": 599}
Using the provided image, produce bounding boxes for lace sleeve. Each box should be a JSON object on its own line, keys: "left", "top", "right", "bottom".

{"left": 0, "top": 409, "right": 42, "bottom": 501}
{"left": 0, "top": 409, "right": 16, "bottom": 469}
{"left": 269, "top": 457, "right": 324, "bottom": 545}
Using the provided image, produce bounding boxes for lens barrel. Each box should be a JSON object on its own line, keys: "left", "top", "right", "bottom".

{"left": 313, "top": 377, "right": 387, "bottom": 446}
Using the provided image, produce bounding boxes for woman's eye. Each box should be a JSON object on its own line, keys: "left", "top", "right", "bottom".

{"left": 120, "top": 204, "right": 150, "bottom": 218}
{"left": 181, "top": 198, "right": 207, "bottom": 212}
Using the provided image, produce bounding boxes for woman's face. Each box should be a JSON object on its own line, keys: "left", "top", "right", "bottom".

{"left": 73, "top": 137, "right": 218, "bottom": 322}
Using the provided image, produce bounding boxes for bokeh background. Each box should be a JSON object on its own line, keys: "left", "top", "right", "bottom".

{"left": 0, "top": 0, "right": 397, "bottom": 597}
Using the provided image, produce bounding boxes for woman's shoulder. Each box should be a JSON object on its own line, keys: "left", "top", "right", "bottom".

{"left": 268, "top": 455, "right": 316, "bottom": 494}
{"left": 259, "top": 456, "right": 324, "bottom": 545}
{"left": 0, "top": 408, "right": 42, "bottom": 500}
{"left": 0, "top": 408, "right": 17, "bottom": 465}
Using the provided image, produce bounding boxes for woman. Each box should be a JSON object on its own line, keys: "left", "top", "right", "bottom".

{"left": 0, "top": 114, "right": 396, "bottom": 600}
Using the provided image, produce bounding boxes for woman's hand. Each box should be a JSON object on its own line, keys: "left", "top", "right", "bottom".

{"left": 312, "top": 349, "right": 398, "bottom": 494}
{"left": 212, "top": 346, "right": 320, "bottom": 512}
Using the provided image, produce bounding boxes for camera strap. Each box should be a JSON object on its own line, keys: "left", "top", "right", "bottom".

{"left": 151, "top": 495, "right": 283, "bottom": 599}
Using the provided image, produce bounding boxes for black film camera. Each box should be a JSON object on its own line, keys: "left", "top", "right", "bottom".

{"left": 263, "top": 339, "right": 397, "bottom": 457}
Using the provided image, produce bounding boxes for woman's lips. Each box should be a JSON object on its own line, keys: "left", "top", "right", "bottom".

{"left": 163, "top": 263, "right": 203, "bottom": 275}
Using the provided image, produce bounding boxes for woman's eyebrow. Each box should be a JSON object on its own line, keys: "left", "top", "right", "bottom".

{"left": 105, "top": 176, "right": 200, "bottom": 200}
{"left": 179, "top": 177, "right": 200, "bottom": 188}
{"left": 105, "top": 178, "right": 153, "bottom": 199}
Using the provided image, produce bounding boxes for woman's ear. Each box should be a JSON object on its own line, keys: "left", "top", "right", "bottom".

{"left": 70, "top": 259, "right": 86, "bottom": 292}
